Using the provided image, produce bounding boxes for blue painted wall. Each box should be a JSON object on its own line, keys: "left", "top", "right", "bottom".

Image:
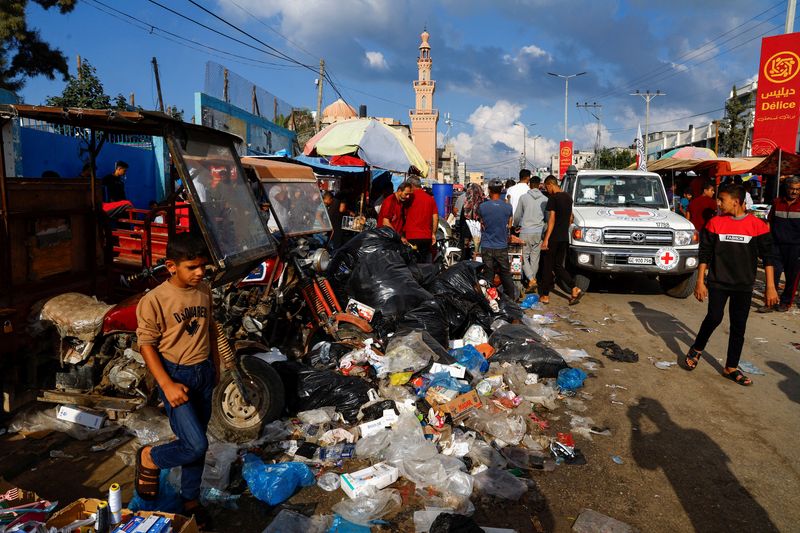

{"left": 19, "top": 127, "right": 162, "bottom": 208}
{"left": 195, "top": 92, "right": 296, "bottom": 155}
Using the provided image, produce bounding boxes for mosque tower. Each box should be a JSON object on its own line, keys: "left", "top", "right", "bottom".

{"left": 409, "top": 29, "right": 439, "bottom": 176}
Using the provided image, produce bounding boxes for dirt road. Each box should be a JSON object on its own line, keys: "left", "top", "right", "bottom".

{"left": 2, "top": 274, "right": 798, "bottom": 532}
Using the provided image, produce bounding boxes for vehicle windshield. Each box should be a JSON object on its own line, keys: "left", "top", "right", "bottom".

{"left": 573, "top": 175, "right": 668, "bottom": 208}
{"left": 178, "top": 133, "right": 275, "bottom": 261}
{"left": 261, "top": 181, "right": 332, "bottom": 236}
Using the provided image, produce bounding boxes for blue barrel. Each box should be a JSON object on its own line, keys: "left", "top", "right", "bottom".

{"left": 432, "top": 183, "right": 454, "bottom": 217}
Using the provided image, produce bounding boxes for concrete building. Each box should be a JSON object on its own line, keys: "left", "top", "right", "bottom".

{"left": 549, "top": 150, "right": 595, "bottom": 174}
{"left": 410, "top": 30, "right": 439, "bottom": 175}
{"left": 436, "top": 141, "right": 461, "bottom": 183}
{"left": 467, "top": 171, "right": 484, "bottom": 185}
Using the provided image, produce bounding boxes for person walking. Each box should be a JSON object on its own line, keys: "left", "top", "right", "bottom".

{"left": 135, "top": 234, "right": 217, "bottom": 527}
{"left": 513, "top": 175, "right": 547, "bottom": 293}
{"left": 479, "top": 179, "right": 516, "bottom": 299}
{"left": 540, "top": 175, "right": 583, "bottom": 305}
{"left": 506, "top": 169, "right": 532, "bottom": 214}
{"left": 102, "top": 160, "right": 129, "bottom": 202}
{"left": 403, "top": 176, "right": 439, "bottom": 263}
{"left": 685, "top": 183, "right": 778, "bottom": 386}
{"left": 687, "top": 181, "right": 717, "bottom": 231}
{"left": 758, "top": 175, "right": 800, "bottom": 313}
{"left": 457, "top": 183, "right": 485, "bottom": 260}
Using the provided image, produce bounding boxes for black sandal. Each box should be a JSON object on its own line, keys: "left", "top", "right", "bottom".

{"left": 135, "top": 447, "right": 161, "bottom": 501}
{"left": 568, "top": 289, "right": 585, "bottom": 306}
{"left": 684, "top": 348, "right": 702, "bottom": 370}
{"left": 724, "top": 369, "right": 752, "bottom": 386}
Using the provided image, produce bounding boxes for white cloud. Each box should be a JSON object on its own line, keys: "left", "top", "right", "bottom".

{"left": 502, "top": 43, "right": 552, "bottom": 74}
{"left": 364, "top": 51, "right": 389, "bottom": 70}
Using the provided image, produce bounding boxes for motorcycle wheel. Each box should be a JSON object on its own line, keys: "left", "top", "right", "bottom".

{"left": 208, "top": 356, "right": 285, "bottom": 443}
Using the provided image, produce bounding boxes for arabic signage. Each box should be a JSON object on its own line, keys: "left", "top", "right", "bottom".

{"left": 559, "top": 140, "right": 573, "bottom": 178}
{"left": 752, "top": 33, "right": 800, "bottom": 156}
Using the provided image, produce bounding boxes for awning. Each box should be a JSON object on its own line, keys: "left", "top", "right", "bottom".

{"left": 241, "top": 157, "right": 317, "bottom": 182}
{"left": 750, "top": 148, "right": 800, "bottom": 176}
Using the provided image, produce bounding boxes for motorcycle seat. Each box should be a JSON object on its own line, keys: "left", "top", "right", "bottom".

{"left": 40, "top": 293, "right": 114, "bottom": 341}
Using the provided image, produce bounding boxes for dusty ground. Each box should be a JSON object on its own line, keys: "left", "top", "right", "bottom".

{"left": 2, "top": 273, "right": 799, "bottom": 532}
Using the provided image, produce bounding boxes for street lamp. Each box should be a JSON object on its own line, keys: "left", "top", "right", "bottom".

{"left": 514, "top": 122, "right": 536, "bottom": 170}
{"left": 531, "top": 135, "right": 542, "bottom": 170}
{"left": 629, "top": 90, "right": 666, "bottom": 163}
{"left": 547, "top": 71, "right": 586, "bottom": 140}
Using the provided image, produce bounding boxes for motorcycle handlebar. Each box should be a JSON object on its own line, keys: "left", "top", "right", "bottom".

{"left": 120, "top": 263, "right": 167, "bottom": 287}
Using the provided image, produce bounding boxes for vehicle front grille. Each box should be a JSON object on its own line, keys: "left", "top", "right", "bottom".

{"left": 603, "top": 229, "right": 673, "bottom": 246}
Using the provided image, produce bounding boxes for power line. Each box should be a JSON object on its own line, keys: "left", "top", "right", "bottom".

{"left": 224, "top": 0, "right": 319, "bottom": 62}
{"left": 85, "top": 0, "right": 301, "bottom": 70}
{"left": 607, "top": 107, "right": 725, "bottom": 134}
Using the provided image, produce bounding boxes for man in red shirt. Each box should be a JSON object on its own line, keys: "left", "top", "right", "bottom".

{"left": 378, "top": 181, "right": 412, "bottom": 235}
{"left": 687, "top": 182, "right": 717, "bottom": 231}
{"left": 403, "top": 176, "right": 439, "bottom": 263}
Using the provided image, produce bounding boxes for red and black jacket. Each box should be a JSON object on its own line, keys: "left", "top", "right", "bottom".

{"left": 700, "top": 214, "right": 775, "bottom": 292}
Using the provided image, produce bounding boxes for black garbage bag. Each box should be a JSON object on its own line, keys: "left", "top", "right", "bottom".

{"left": 488, "top": 324, "right": 568, "bottom": 378}
{"left": 397, "top": 299, "right": 450, "bottom": 349}
{"left": 347, "top": 249, "right": 432, "bottom": 319}
{"left": 438, "top": 293, "right": 480, "bottom": 339}
{"left": 497, "top": 294, "right": 524, "bottom": 322}
{"left": 327, "top": 227, "right": 413, "bottom": 286}
{"left": 408, "top": 261, "right": 441, "bottom": 289}
{"left": 430, "top": 513, "right": 483, "bottom": 533}
{"left": 306, "top": 341, "right": 352, "bottom": 369}
{"left": 429, "top": 261, "right": 488, "bottom": 307}
{"left": 272, "top": 361, "right": 371, "bottom": 423}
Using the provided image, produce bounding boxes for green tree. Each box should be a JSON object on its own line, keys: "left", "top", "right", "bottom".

{"left": 289, "top": 108, "right": 316, "bottom": 148}
{"left": 718, "top": 85, "right": 751, "bottom": 157}
{"left": 593, "top": 147, "right": 636, "bottom": 169}
{"left": 46, "top": 59, "right": 111, "bottom": 109}
{"left": 0, "top": 1, "right": 77, "bottom": 92}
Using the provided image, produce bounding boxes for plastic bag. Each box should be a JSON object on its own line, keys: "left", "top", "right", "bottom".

{"left": 462, "top": 325, "right": 488, "bottom": 346}
{"left": 466, "top": 409, "right": 526, "bottom": 445}
{"left": 397, "top": 299, "right": 450, "bottom": 349}
{"left": 448, "top": 345, "right": 489, "bottom": 376}
{"left": 355, "top": 428, "right": 392, "bottom": 459}
{"left": 121, "top": 406, "right": 174, "bottom": 445}
{"left": 557, "top": 368, "right": 588, "bottom": 390}
{"left": 467, "top": 439, "right": 508, "bottom": 469}
{"left": 415, "top": 372, "right": 471, "bottom": 397}
{"left": 241, "top": 454, "right": 315, "bottom": 506}
{"left": 519, "top": 294, "right": 540, "bottom": 309}
{"left": 297, "top": 407, "right": 337, "bottom": 425}
{"left": 8, "top": 406, "right": 112, "bottom": 441}
{"left": 331, "top": 488, "right": 402, "bottom": 526}
{"left": 129, "top": 469, "right": 182, "bottom": 513}
{"left": 308, "top": 341, "right": 352, "bottom": 369}
{"left": 328, "top": 515, "right": 372, "bottom": 533}
{"left": 384, "top": 331, "right": 435, "bottom": 374}
{"left": 428, "top": 261, "right": 487, "bottom": 307}
{"left": 472, "top": 467, "right": 528, "bottom": 500}
{"left": 347, "top": 249, "right": 432, "bottom": 319}
{"left": 429, "top": 513, "right": 483, "bottom": 533}
{"left": 327, "top": 227, "right": 411, "bottom": 286}
{"left": 274, "top": 361, "right": 372, "bottom": 423}
{"left": 201, "top": 441, "right": 239, "bottom": 491}
{"left": 263, "top": 510, "right": 332, "bottom": 533}
{"left": 488, "top": 324, "right": 567, "bottom": 378}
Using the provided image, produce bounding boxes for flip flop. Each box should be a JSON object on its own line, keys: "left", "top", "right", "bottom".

{"left": 568, "top": 290, "right": 585, "bottom": 306}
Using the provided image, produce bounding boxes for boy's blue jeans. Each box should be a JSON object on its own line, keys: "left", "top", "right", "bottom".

{"left": 150, "top": 358, "right": 215, "bottom": 501}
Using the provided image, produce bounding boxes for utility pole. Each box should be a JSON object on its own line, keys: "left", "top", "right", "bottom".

{"left": 223, "top": 68, "right": 229, "bottom": 103}
{"left": 713, "top": 120, "right": 720, "bottom": 155}
{"left": 77, "top": 55, "right": 82, "bottom": 79}
{"left": 787, "top": 0, "right": 796, "bottom": 33}
{"left": 251, "top": 86, "right": 260, "bottom": 117}
{"left": 315, "top": 59, "right": 325, "bottom": 132}
{"left": 130, "top": 93, "right": 135, "bottom": 108}
{"left": 577, "top": 102, "right": 602, "bottom": 168}
{"left": 152, "top": 57, "right": 165, "bottom": 113}
{"left": 630, "top": 90, "right": 665, "bottom": 163}
{"left": 548, "top": 71, "right": 586, "bottom": 140}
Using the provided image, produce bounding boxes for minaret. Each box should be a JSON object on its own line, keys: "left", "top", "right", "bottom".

{"left": 410, "top": 29, "right": 439, "bottom": 177}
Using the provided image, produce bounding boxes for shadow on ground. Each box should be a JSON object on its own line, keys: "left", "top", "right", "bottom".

{"left": 766, "top": 361, "right": 800, "bottom": 405}
{"left": 628, "top": 397, "right": 779, "bottom": 532}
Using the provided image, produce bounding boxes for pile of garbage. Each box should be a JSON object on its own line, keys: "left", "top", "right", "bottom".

{"left": 7, "top": 228, "right": 616, "bottom": 532}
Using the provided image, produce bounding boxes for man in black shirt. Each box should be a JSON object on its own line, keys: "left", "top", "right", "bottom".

{"left": 102, "top": 160, "right": 129, "bottom": 202}
{"left": 540, "top": 175, "right": 583, "bottom": 305}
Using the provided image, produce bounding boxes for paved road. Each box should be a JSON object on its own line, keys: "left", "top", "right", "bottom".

{"left": 531, "top": 273, "right": 800, "bottom": 532}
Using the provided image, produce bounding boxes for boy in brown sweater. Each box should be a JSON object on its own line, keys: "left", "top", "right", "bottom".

{"left": 135, "top": 233, "right": 217, "bottom": 525}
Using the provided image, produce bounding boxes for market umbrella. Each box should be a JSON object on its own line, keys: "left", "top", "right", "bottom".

{"left": 659, "top": 146, "right": 717, "bottom": 160}
{"left": 304, "top": 118, "right": 430, "bottom": 177}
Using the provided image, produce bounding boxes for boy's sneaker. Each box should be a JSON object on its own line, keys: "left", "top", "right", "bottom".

{"left": 776, "top": 303, "right": 790, "bottom": 312}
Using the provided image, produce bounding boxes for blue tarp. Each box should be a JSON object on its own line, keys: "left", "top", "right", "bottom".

{"left": 292, "top": 154, "right": 393, "bottom": 183}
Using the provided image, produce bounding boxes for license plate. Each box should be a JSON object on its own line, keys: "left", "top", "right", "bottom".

{"left": 627, "top": 257, "right": 653, "bottom": 265}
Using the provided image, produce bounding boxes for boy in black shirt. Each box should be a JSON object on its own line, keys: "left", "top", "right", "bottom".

{"left": 685, "top": 183, "right": 778, "bottom": 386}
{"left": 540, "top": 175, "right": 583, "bottom": 305}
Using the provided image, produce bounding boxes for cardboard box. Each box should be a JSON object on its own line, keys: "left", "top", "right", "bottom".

{"left": 47, "top": 499, "right": 198, "bottom": 533}
{"left": 428, "top": 390, "right": 482, "bottom": 423}
{"left": 430, "top": 362, "right": 467, "bottom": 379}
{"left": 340, "top": 463, "right": 399, "bottom": 499}
{"left": 56, "top": 405, "right": 106, "bottom": 430}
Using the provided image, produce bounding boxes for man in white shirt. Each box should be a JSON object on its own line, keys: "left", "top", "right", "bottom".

{"left": 506, "top": 169, "right": 532, "bottom": 214}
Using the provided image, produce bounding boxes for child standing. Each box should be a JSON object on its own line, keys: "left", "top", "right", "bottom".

{"left": 685, "top": 184, "right": 778, "bottom": 385}
{"left": 135, "top": 234, "right": 217, "bottom": 526}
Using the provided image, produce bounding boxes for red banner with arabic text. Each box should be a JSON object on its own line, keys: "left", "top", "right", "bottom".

{"left": 752, "top": 33, "right": 800, "bottom": 155}
{"left": 559, "top": 140, "right": 573, "bottom": 178}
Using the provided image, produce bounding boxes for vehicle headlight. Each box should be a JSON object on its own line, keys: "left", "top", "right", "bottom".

{"left": 584, "top": 228, "right": 603, "bottom": 244}
{"left": 675, "top": 230, "right": 694, "bottom": 246}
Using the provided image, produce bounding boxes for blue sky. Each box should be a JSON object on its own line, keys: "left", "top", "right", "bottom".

{"left": 20, "top": 0, "right": 795, "bottom": 177}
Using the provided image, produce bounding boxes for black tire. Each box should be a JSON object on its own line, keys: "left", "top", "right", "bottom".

{"left": 208, "top": 356, "right": 285, "bottom": 443}
{"left": 659, "top": 270, "right": 698, "bottom": 299}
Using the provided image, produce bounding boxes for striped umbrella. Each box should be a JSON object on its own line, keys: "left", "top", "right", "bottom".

{"left": 304, "top": 118, "right": 429, "bottom": 177}
{"left": 659, "top": 146, "right": 717, "bottom": 160}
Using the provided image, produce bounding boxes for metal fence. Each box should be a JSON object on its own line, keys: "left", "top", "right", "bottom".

{"left": 204, "top": 61, "right": 295, "bottom": 122}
